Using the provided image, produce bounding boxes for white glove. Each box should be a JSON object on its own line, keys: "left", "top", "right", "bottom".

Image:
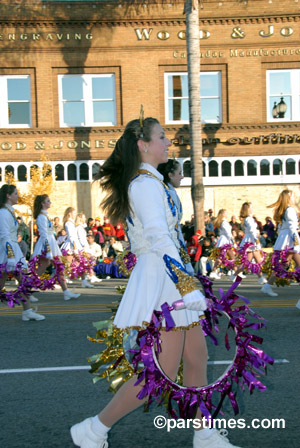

{"left": 185, "top": 262, "right": 195, "bottom": 276}
{"left": 293, "top": 245, "right": 300, "bottom": 253}
{"left": 183, "top": 290, "right": 207, "bottom": 311}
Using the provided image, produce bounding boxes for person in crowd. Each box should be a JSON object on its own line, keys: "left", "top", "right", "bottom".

{"left": 229, "top": 215, "right": 241, "bottom": 232}
{"left": 17, "top": 233, "right": 28, "bottom": 259}
{"left": 263, "top": 189, "right": 300, "bottom": 306}
{"left": 209, "top": 209, "right": 238, "bottom": 280}
{"left": 107, "top": 236, "right": 124, "bottom": 260}
{"left": 70, "top": 117, "right": 240, "bottom": 448}
{"left": 234, "top": 202, "right": 267, "bottom": 287}
{"left": 102, "top": 216, "right": 116, "bottom": 239}
{"left": 53, "top": 216, "right": 63, "bottom": 236}
{"left": 187, "top": 234, "right": 202, "bottom": 267}
{"left": 32, "top": 195, "right": 80, "bottom": 301}
{"left": 91, "top": 217, "right": 105, "bottom": 247}
{"left": 258, "top": 231, "right": 267, "bottom": 248}
{"left": 262, "top": 216, "right": 276, "bottom": 244}
{"left": 61, "top": 207, "right": 93, "bottom": 289}
{"left": 115, "top": 222, "right": 125, "bottom": 241}
{"left": 56, "top": 228, "right": 67, "bottom": 246}
{"left": 76, "top": 213, "right": 101, "bottom": 284}
{"left": 16, "top": 216, "right": 30, "bottom": 243}
{"left": 204, "top": 212, "right": 214, "bottom": 237}
{"left": 86, "top": 218, "right": 94, "bottom": 233}
{"left": 182, "top": 217, "right": 195, "bottom": 243}
{"left": 196, "top": 237, "right": 214, "bottom": 276}
{"left": 0, "top": 185, "right": 45, "bottom": 321}
{"left": 86, "top": 232, "right": 103, "bottom": 261}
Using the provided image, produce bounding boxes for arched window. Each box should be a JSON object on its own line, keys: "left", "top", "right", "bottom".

{"left": 221, "top": 160, "right": 231, "bottom": 177}
{"left": 0, "top": 167, "right": 2, "bottom": 181}
{"left": 5, "top": 165, "right": 14, "bottom": 177}
{"left": 247, "top": 159, "right": 257, "bottom": 176}
{"left": 234, "top": 160, "right": 244, "bottom": 176}
{"left": 183, "top": 160, "right": 191, "bottom": 177}
{"left": 30, "top": 164, "right": 39, "bottom": 179}
{"left": 202, "top": 162, "right": 206, "bottom": 177}
{"left": 17, "top": 165, "right": 27, "bottom": 182}
{"left": 79, "top": 163, "right": 89, "bottom": 181}
{"left": 92, "top": 162, "right": 100, "bottom": 180}
{"left": 55, "top": 164, "right": 65, "bottom": 181}
{"left": 286, "top": 158, "right": 296, "bottom": 175}
{"left": 273, "top": 159, "right": 282, "bottom": 175}
{"left": 260, "top": 159, "right": 270, "bottom": 176}
{"left": 208, "top": 160, "right": 218, "bottom": 177}
{"left": 67, "top": 163, "right": 77, "bottom": 181}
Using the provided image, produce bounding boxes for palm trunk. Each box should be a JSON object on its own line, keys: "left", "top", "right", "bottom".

{"left": 185, "top": 0, "right": 204, "bottom": 234}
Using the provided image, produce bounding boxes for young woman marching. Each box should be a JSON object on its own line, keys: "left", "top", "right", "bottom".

{"left": 157, "top": 159, "right": 194, "bottom": 275}
{"left": 32, "top": 195, "right": 80, "bottom": 301}
{"left": 61, "top": 207, "right": 93, "bottom": 289}
{"left": 0, "top": 184, "right": 45, "bottom": 321}
{"left": 263, "top": 189, "right": 300, "bottom": 304}
{"left": 209, "top": 209, "right": 238, "bottom": 280}
{"left": 76, "top": 213, "right": 102, "bottom": 284}
{"left": 234, "top": 202, "right": 268, "bottom": 288}
{"left": 70, "top": 117, "right": 241, "bottom": 448}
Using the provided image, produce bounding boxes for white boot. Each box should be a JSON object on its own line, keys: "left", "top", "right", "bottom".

{"left": 89, "top": 275, "right": 102, "bottom": 284}
{"left": 258, "top": 276, "right": 267, "bottom": 285}
{"left": 29, "top": 295, "right": 39, "bottom": 303}
{"left": 63, "top": 289, "right": 81, "bottom": 301}
{"left": 261, "top": 283, "right": 278, "bottom": 297}
{"left": 296, "top": 299, "right": 300, "bottom": 310}
{"left": 82, "top": 279, "right": 94, "bottom": 288}
{"left": 70, "top": 417, "right": 108, "bottom": 448}
{"left": 22, "top": 308, "right": 45, "bottom": 321}
{"left": 193, "top": 429, "right": 241, "bottom": 448}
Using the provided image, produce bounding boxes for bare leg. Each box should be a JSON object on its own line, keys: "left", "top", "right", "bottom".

{"left": 235, "top": 251, "right": 253, "bottom": 277}
{"left": 98, "top": 330, "right": 185, "bottom": 427}
{"left": 0, "top": 272, "right": 30, "bottom": 311}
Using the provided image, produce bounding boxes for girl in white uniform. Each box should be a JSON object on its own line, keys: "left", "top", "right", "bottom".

{"left": 76, "top": 213, "right": 101, "bottom": 284}
{"left": 70, "top": 118, "right": 241, "bottom": 448}
{"left": 263, "top": 189, "right": 300, "bottom": 302}
{"left": 209, "top": 209, "right": 237, "bottom": 280}
{"left": 234, "top": 202, "right": 267, "bottom": 286}
{"left": 157, "top": 158, "right": 194, "bottom": 276}
{"left": 62, "top": 207, "right": 93, "bottom": 289}
{"left": 32, "top": 195, "right": 80, "bottom": 301}
{"left": 0, "top": 184, "right": 45, "bottom": 321}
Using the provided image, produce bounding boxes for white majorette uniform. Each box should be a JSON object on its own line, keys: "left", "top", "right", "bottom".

{"left": 273, "top": 206, "right": 300, "bottom": 253}
{"left": 0, "top": 205, "right": 27, "bottom": 271}
{"left": 216, "top": 219, "right": 233, "bottom": 248}
{"left": 114, "top": 163, "right": 200, "bottom": 330}
{"left": 61, "top": 219, "right": 80, "bottom": 254}
{"left": 240, "top": 216, "right": 260, "bottom": 251}
{"left": 32, "top": 211, "right": 62, "bottom": 260}
{"left": 76, "top": 224, "right": 89, "bottom": 252}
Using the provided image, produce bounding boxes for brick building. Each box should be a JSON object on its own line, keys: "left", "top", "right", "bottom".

{"left": 0, "top": 0, "right": 300, "bottom": 223}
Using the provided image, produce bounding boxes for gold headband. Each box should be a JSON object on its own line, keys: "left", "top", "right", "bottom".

{"left": 139, "top": 104, "right": 144, "bottom": 138}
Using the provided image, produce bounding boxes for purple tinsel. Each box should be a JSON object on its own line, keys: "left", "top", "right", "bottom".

{"left": 272, "top": 249, "right": 300, "bottom": 282}
{"left": 218, "top": 244, "right": 237, "bottom": 270}
{"left": 238, "top": 243, "right": 266, "bottom": 274}
{"left": 127, "top": 274, "right": 273, "bottom": 420}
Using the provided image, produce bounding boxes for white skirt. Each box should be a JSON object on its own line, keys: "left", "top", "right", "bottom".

{"left": 240, "top": 234, "right": 259, "bottom": 251}
{"left": 216, "top": 235, "right": 231, "bottom": 248}
{"left": 274, "top": 230, "right": 300, "bottom": 253}
{"left": 0, "top": 240, "right": 27, "bottom": 271}
{"left": 114, "top": 252, "right": 201, "bottom": 330}
{"left": 32, "top": 235, "right": 62, "bottom": 260}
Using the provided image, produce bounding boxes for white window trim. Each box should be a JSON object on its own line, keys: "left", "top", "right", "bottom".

{"left": 267, "top": 69, "right": 300, "bottom": 122}
{"left": 0, "top": 75, "right": 32, "bottom": 128}
{"left": 58, "top": 74, "right": 116, "bottom": 128}
{"left": 164, "top": 71, "right": 222, "bottom": 125}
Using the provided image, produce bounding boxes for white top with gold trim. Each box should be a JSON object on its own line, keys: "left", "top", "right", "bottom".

{"left": 114, "top": 163, "right": 200, "bottom": 329}
{"left": 0, "top": 204, "right": 27, "bottom": 270}
{"left": 32, "top": 211, "right": 62, "bottom": 259}
{"left": 273, "top": 206, "right": 300, "bottom": 252}
{"left": 240, "top": 216, "right": 260, "bottom": 251}
{"left": 216, "top": 220, "right": 233, "bottom": 248}
{"left": 61, "top": 219, "right": 80, "bottom": 254}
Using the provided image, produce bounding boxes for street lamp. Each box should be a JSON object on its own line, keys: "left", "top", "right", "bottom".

{"left": 272, "top": 97, "right": 287, "bottom": 119}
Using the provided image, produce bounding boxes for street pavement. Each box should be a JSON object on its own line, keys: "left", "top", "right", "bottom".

{"left": 0, "top": 274, "right": 299, "bottom": 448}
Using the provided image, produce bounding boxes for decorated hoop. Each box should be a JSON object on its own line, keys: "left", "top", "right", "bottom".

{"left": 238, "top": 243, "right": 266, "bottom": 274}
{"left": 217, "top": 244, "right": 238, "bottom": 270}
{"left": 115, "top": 250, "right": 137, "bottom": 277}
{"left": 89, "top": 275, "right": 273, "bottom": 419}
{"left": 0, "top": 262, "right": 34, "bottom": 307}
{"left": 271, "top": 249, "right": 300, "bottom": 283}
{"left": 61, "top": 249, "right": 95, "bottom": 279}
{"left": 27, "top": 253, "right": 66, "bottom": 291}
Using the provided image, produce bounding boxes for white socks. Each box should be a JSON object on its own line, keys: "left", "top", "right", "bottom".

{"left": 91, "top": 415, "right": 111, "bottom": 438}
{"left": 194, "top": 428, "right": 213, "bottom": 440}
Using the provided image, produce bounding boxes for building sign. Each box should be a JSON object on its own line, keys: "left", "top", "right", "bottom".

{"left": 1, "top": 134, "right": 300, "bottom": 152}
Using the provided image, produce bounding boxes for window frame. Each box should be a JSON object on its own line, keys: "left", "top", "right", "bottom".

{"left": 0, "top": 75, "right": 32, "bottom": 128}
{"left": 58, "top": 73, "right": 117, "bottom": 128}
{"left": 266, "top": 69, "right": 300, "bottom": 122}
{"left": 164, "top": 71, "right": 222, "bottom": 125}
